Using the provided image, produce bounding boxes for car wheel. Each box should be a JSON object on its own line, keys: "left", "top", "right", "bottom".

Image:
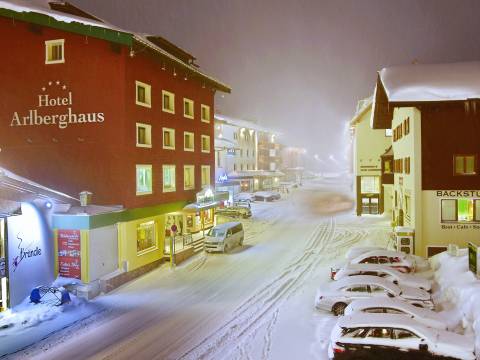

{"left": 332, "top": 302, "right": 347, "bottom": 316}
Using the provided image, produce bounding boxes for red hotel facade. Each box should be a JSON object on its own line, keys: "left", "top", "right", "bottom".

{"left": 0, "top": 1, "right": 230, "bottom": 297}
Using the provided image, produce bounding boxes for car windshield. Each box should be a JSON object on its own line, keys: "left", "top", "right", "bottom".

{"left": 208, "top": 228, "right": 225, "bottom": 237}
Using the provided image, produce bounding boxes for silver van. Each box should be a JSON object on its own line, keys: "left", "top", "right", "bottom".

{"left": 204, "top": 222, "right": 244, "bottom": 253}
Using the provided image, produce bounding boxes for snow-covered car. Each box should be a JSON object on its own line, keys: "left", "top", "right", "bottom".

{"left": 328, "top": 313, "right": 475, "bottom": 360}
{"left": 333, "top": 264, "right": 432, "bottom": 291}
{"left": 344, "top": 298, "right": 447, "bottom": 330}
{"left": 345, "top": 246, "right": 387, "bottom": 260}
{"left": 254, "top": 191, "right": 278, "bottom": 202}
{"left": 349, "top": 250, "right": 415, "bottom": 273}
{"left": 315, "top": 275, "right": 433, "bottom": 315}
{"left": 216, "top": 206, "right": 252, "bottom": 219}
{"left": 204, "top": 222, "right": 244, "bottom": 252}
{"left": 234, "top": 192, "right": 255, "bottom": 202}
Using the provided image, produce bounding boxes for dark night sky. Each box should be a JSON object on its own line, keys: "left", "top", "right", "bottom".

{"left": 73, "top": 0, "right": 480, "bottom": 163}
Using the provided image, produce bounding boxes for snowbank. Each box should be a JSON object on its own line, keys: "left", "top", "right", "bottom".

{"left": 430, "top": 250, "right": 480, "bottom": 353}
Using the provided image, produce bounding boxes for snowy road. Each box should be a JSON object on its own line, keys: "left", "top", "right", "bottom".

{"left": 8, "top": 182, "right": 390, "bottom": 360}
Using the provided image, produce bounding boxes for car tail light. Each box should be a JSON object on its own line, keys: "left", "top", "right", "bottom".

{"left": 334, "top": 343, "right": 346, "bottom": 353}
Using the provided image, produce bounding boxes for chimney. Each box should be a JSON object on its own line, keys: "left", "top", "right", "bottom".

{"left": 79, "top": 191, "right": 92, "bottom": 207}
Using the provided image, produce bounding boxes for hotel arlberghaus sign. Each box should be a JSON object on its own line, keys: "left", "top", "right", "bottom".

{"left": 10, "top": 81, "right": 105, "bottom": 130}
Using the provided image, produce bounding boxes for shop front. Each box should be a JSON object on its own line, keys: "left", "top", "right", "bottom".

{"left": 358, "top": 176, "right": 381, "bottom": 215}
{"left": 0, "top": 218, "right": 6, "bottom": 311}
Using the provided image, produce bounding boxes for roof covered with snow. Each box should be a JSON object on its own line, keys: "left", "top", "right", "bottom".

{"left": 379, "top": 61, "right": 480, "bottom": 102}
{"left": 0, "top": 0, "right": 231, "bottom": 93}
{"left": 215, "top": 114, "right": 280, "bottom": 135}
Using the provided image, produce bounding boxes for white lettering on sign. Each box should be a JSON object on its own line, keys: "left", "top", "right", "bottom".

{"left": 10, "top": 82, "right": 105, "bottom": 130}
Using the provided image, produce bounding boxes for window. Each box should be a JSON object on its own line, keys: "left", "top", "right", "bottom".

{"left": 404, "top": 117, "right": 410, "bottom": 135}
{"left": 404, "top": 157, "right": 411, "bottom": 174}
{"left": 135, "top": 81, "right": 151, "bottom": 108}
{"left": 366, "top": 328, "right": 392, "bottom": 339}
{"left": 385, "top": 129, "right": 392, "bottom": 137}
{"left": 454, "top": 155, "right": 476, "bottom": 175}
{"left": 162, "top": 90, "right": 175, "bottom": 114}
{"left": 342, "top": 328, "right": 367, "bottom": 338}
{"left": 360, "top": 256, "right": 378, "bottom": 264}
{"left": 346, "top": 285, "right": 368, "bottom": 292}
{"left": 163, "top": 128, "right": 175, "bottom": 150}
{"left": 201, "top": 104, "right": 210, "bottom": 123}
{"left": 45, "top": 39, "right": 65, "bottom": 64}
{"left": 183, "top": 98, "right": 194, "bottom": 119}
{"left": 441, "top": 198, "right": 480, "bottom": 222}
{"left": 393, "top": 328, "right": 418, "bottom": 339}
{"left": 184, "top": 132, "right": 194, "bottom": 152}
{"left": 136, "top": 165, "right": 152, "bottom": 195}
{"left": 163, "top": 165, "right": 176, "bottom": 192}
{"left": 201, "top": 165, "right": 210, "bottom": 188}
{"left": 269, "top": 149, "right": 276, "bottom": 157}
{"left": 201, "top": 135, "right": 211, "bottom": 153}
{"left": 184, "top": 165, "right": 195, "bottom": 190}
{"left": 136, "top": 221, "right": 156, "bottom": 254}
{"left": 136, "top": 123, "right": 152, "bottom": 148}
{"left": 361, "top": 176, "right": 380, "bottom": 193}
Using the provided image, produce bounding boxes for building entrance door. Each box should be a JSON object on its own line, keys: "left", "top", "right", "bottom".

{"left": 0, "top": 218, "right": 6, "bottom": 311}
{"left": 361, "top": 196, "right": 379, "bottom": 214}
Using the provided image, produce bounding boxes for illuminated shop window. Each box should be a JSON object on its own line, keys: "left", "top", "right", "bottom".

{"left": 184, "top": 98, "right": 194, "bottom": 119}
{"left": 201, "top": 165, "right": 211, "bottom": 188}
{"left": 163, "top": 165, "right": 176, "bottom": 192}
{"left": 136, "top": 165, "right": 152, "bottom": 195}
{"left": 441, "top": 198, "right": 480, "bottom": 222}
{"left": 137, "top": 221, "right": 156, "bottom": 254}
{"left": 45, "top": 39, "right": 65, "bottom": 64}
{"left": 201, "top": 104, "right": 210, "bottom": 123}
{"left": 135, "top": 81, "right": 151, "bottom": 108}
{"left": 454, "top": 155, "right": 476, "bottom": 175}
{"left": 163, "top": 128, "right": 175, "bottom": 150}
{"left": 162, "top": 90, "right": 175, "bottom": 114}
{"left": 136, "top": 123, "right": 152, "bottom": 148}
{"left": 184, "top": 132, "right": 194, "bottom": 152}
{"left": 361, "top": 176, "right": 380, "bottom": 194}
{"left": 201, "top": 135, "right": 211, "bottom": 153}
{"left": 184, "top": 165, "right": 195, "bottom": 190}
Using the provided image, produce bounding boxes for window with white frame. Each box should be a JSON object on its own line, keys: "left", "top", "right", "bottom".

{"left": 163, "top": 128, "right": 175, "bottom": 150}
{"left": 184, "top": 165, "right": 195, "bottom": 190}
{"left": 441, "top": 198, "right": 480, "bottom": 222}
{"left": 184, "top": 98, "right": 194, "bottom": 119}
{"left": 136, "top": 221, "right": 156, "bottom": 254}
{"left": 201, "top": 135, "right": 211, "bottom": 153}
{"left": 184, "top": 132, "right": 194, "bottom": 152}
{"left": 201, "top": 165, "right": 210, "bottom": 188}
{"left": 45, "top": 39, "right": 65, "bottom": 64}
{"left": 136, "top": 165, "right": 152, "bottom": 195}
{"left": 163, "top": 165, "right": 176, "bottom": 192}
{"left": 162, "top": 90, "right": 175, "bottom": 113}
{"left": 201, "top": 104, "right": 210, "bottom": 123}
{"left": 135, "top": 81, "right": 151, "bottom": 108}
{"left": 136, "top": 123, "right": 152, "bottom": 148}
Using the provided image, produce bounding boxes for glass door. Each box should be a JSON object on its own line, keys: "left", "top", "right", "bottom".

{"left": 0, "top": 218, "right": 6, "bottom": 311}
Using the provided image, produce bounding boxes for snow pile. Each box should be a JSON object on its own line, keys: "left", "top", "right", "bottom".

{"left": 430, "top": 249, "right": 480, "bottom": 350}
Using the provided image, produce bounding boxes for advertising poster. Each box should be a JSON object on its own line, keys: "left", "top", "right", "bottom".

{"left": 58, "top": 230, "right": 81, "bottom": 279}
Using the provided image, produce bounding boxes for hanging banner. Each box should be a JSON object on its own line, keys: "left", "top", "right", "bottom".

{"left": 58, "top": 230, "right": 81, "bottom": 279}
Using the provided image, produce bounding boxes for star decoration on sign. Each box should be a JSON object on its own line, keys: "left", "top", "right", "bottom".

{"left": 56, "top": 80, "right": 60, "bottom": 85}
{"left": 48, "top": 81, "right": 52, "bottom": 86}
{"left": 41, "top": 87, "right": 46, "bottom": 92}
{"left": 62, "top": 85, "right": 67, "bottom": 90}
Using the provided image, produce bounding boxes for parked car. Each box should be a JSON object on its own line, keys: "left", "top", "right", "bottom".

{"left": 333, "top": 264, "right": 432, "bottom": 291}
{"left": 216, "top": 206, "right": 252, "bottom": 219}
{"left": 315, "top": 275, "right": 433, "bottom": 315}
{"left": 344, "top": 298, "right": 447, "bottom": 330}
{"left": 345, "top": 246, "right": 388, "bottom": 260}
{"left": 204, "top": 222, "right": 244, "bottom": 253}
{"left": 254, "top": 191, "right": 279, "bottom": 202}
{"left": 234, "top": 192, "right": 255, "bottom": 202}
{"left": 349, "top": 250, "right": 415, "bottom": 273}
{"left": 328, "top": 313, "right": 475, "bottom": 360}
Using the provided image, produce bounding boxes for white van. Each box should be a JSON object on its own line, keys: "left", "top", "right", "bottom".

{"left": 204, "top": 222, "right": 244, "bottom": 253}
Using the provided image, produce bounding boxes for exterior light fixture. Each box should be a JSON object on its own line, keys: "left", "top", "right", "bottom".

{"left": 45, "top": 201, "right": 52, "bottom": 209}
{"left": 129, "top": 49, "right": 135, "bottom": 57}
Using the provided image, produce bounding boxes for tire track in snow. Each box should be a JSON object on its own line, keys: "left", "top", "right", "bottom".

{"left": 177, "top": 218, "right": 335, "bottom": 360}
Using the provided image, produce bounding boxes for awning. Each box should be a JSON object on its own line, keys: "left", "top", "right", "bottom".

{"left": 183, "top": 201, "right": 220, "bottom": 213}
